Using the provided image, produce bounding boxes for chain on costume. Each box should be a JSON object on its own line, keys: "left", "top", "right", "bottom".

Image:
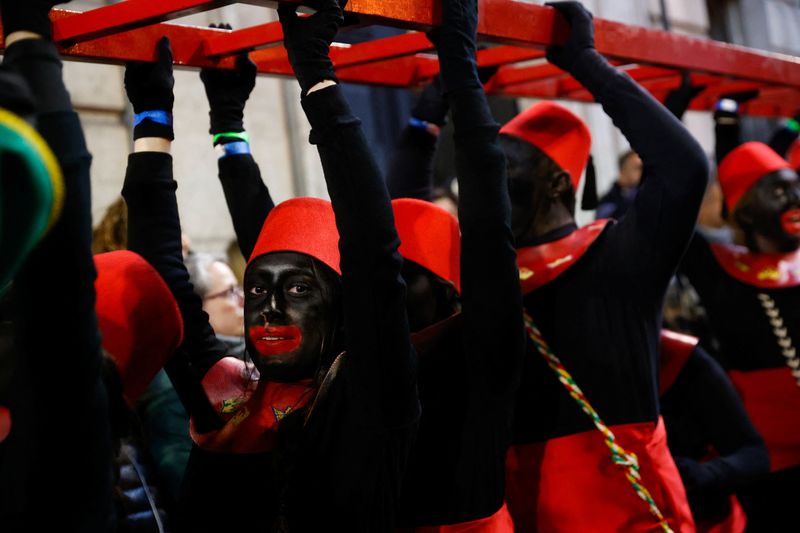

{"left": 756, "top": 292, "right": 800, "bottom": 388}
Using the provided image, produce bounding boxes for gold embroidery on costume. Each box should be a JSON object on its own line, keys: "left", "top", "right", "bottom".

{"left": 272, "top": 406, "right": 293, "bottom": 421}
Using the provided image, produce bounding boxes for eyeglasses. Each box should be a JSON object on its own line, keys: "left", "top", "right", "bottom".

{"left": 204, "top": 285, "right": 244, "bottom": 302}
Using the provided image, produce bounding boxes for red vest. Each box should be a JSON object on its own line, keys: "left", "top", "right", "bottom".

{"left": 728, "top": 367, "right": 800, "bottom": 473}
{"left": 506, "top": 418, "right": 695, "bottom": 533}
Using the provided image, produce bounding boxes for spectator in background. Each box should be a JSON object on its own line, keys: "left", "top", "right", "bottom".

{"left": 184, "top": 252, "right": 245, "bottom": 358}
{"left": 595, "top": 149, "right": 643, "bottom": 220}
{"left": 92, "top": 197, "right": 128, "bottom": 255}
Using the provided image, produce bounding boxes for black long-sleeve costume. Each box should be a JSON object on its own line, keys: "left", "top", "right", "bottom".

{"left": 514, "top": 50, "right": 708, "bottom": 442}
{"left": 396, "top": 88, "right": 524, "bottom": 526}
{"left": 216, "top": 86, "right": 524, "bottom": 525}
{"left": 123, "top": 84, "right": 417, "bottom": 532}
{"left": 661, "top": 345, "right": 768, "bottom": 524}
{"left": 0, "top": 40, "right": 113, "bottom": 532}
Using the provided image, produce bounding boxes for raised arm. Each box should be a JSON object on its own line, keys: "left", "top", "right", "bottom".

{"left": 279, "top": 0, "right": 416, "bottom": 423}
{"left": 386, "top": 77, "right": 448, "bottom": 201}
{"left": 547, "top": 2, "right": 709, "bottom": 284}
{"left": 121, "top": 38, "right": 224, "bottom": 432}
{"left": 767, "top": 111, "right": 800, "bottom": 159}
{"left": 200, "top": 45, "right": 273, "bottom": 259}
{"left": 432, "top": 0, "right": 524, "bottom": 399}
{"left": 0, "top": 8, "right": 112, "bottom": 527}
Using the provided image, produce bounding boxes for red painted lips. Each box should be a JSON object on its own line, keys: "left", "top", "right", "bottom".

{"left": 248, "top": 325, "right": 302, "bottom": 356}
{"left": 781, "top": 208, "right": 800, "bottom": 235}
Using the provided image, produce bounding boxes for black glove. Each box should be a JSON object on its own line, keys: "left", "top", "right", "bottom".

{"left": 412, "top": 77, "right": 449, "bottom": 126}
{"left": 124, "top": 37, "right": 175, "bottom": 140}
{"left": 713, "top": 90, "right": 757, "bottom": 125}
{"left": 544, "top": 1, "right": 595, "bottom": 72}
{"left": 1, "top": 0, "right": 68, "bottom": 40}
{"left": 200, "top": 25, "right": 257, "bottom": 138}
{"left": 427, "top": 0, "right": 480, "bottom": 94}
{"left": 663, "top": 71, "right": 706, "bottom": 120}
{"left": 673, "top": 456, "right": 720, "bottom": 494}
{"left": 278, "top": 0, "right": 344, "bottom": 95}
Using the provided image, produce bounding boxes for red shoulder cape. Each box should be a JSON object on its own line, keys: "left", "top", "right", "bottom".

{"left": 517, "top": 220, "right": 611, "bottom": 294}
{"left": 710, "top": 242, "right": 800, "bottom": 289}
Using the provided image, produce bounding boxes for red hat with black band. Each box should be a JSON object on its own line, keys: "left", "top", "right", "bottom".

{"left": 500, "top": 101, "right": 592, "bottom": 192}
{"left": 392, "top": 198, "right": 461, "bottom": 293}
{"left": 718, "top": 142, "right": 792, "bottom": 212}
{"left": 247, "top": 197, "right": 341, "bottom": 275}
{"left": 94, "top": 251, "right": 184, "bottom": 405}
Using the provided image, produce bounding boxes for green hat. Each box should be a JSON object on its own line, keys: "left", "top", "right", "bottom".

{"left": 0, "top": 107, "right": 64, "bottom": 294}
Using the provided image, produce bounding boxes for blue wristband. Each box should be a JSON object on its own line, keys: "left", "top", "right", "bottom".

{"left": 133, "top": 110, "right": 173, "bottom": 128}
{"left": 215, "top": 141, "right": 251, "bottom": 159}
{"left": 408, "top": 117, "right": 441, "bottom": 136}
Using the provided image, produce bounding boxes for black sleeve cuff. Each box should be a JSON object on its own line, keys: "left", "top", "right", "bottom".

{"left": 300, "top": 84, "right": 361, "bottom": 145}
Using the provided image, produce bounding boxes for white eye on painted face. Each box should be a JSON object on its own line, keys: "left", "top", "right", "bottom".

{"left": 287, "top": 282, "right": 311, "bottom": 296}
{"left": 249, "top": 285, "right": 266, "bottom": 296}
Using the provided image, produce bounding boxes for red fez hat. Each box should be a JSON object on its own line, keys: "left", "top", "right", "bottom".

{"left": 500, "top": 101, "right": 592, "bottom": 191}
{"left": 392, "top": 198, "right": 461, "bottom": 293}
{"left": 248, "top": 197, "right": 341, "bottom": 275}
{"left": 94, "top": 251, "right": 184, "bottom": 404}
{"left": 718, "top": 142, "right": 791, "bottom": 212}
{"left": 787, "top": 140, "right": 800, "bottom": 171}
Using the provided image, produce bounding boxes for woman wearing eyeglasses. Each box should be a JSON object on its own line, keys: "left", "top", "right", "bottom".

{"left": 185, "top": 253, "right": 246, "bottom": 356}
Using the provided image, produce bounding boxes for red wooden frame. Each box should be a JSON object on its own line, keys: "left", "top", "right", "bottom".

{"left": 2, "top": 0, "right": 799, "bottom": 117}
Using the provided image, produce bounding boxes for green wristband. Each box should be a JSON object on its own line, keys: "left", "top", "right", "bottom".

{"left": 786, "top": 118, "right": 800, "bottom": 133}
{"left": 212, "top": 131, "right": 250, "bottom": 146}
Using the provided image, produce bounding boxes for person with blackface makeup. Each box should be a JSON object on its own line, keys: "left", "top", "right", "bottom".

{"left": 680, "top": 141, "right": 800, "bottom": 531}
{"left": 120, "top": 2, "right": 417, "bottom": 531}
{"left": 200, "top": 3, "right": 524, "bottom": 529}
{"left": 498, "top": 2, "right": 708, "bottom": 531}
{"left": 391, "top": 0, "right": 524, "bottom": 529}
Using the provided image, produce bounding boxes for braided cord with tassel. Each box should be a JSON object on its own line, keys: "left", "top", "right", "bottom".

{"left": 523, "top": 311, "right": 674, "bottom": 533}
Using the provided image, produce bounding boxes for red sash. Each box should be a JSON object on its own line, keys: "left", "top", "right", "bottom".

{"left": 407, "top": 503, "right": 514, "bottom": 533}
{"left": 517, "top": 220, "right": 610, "bottom": 294}
{"left": 190, "top": 357, "right": 316, "bottom": 454}
{"left": 728, "top": 367, "right": 800, "bottom": 472}
{"left": 505, "top": 417, "right": 695, "bottom": 533}
{"left": 659, "top": 330, "right": 698, "bottom": 396}
{"left": 710, "top": 242, "right": 800, "bottom": 289}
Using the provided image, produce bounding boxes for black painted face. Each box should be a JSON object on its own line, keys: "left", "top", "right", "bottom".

{"left": 244, "top": 252, "right": 340, "bottom": 383}
{"left": 401, "top": 260, "right": 458, "bottom": 332}
{"left": 501, "top": 135, "right": 575, "bottom": 242}
{"left": 734, "top": 169, "right": 800, "bottom": 253}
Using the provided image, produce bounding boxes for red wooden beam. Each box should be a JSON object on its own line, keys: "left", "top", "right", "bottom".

{"left": 51, "top": 1, "right": 800, "bottom": 87}
{"left": 0, "top": 2, "right": 794, "bottom": 117}
{"left": 203, "top": 21, "right": 284, "bottom": 57}
{"left": 331, "top": 32, "right": 433, "bottom": 69}
{"left": 53, "top": 0, "right": 237, "bottom": 43}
